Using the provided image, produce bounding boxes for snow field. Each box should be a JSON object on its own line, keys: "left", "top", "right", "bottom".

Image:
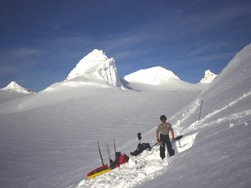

{"left": 0, "top": 44, "right": 250, "bottom": 188}
{"left": 0, "top": 87, "right": 201, "bottom": 188}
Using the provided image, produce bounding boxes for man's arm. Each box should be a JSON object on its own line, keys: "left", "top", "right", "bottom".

{"left": 156, "top": 131, "right": 160, "bottom": 143}
{"left": 171, "top": 130, "right": 175, "bottom": 140}
{"left": 170, "top": 124, "right": 175, "bottom": 140}
{"left": 156, "top": 125, "right": 161, "bottom": 143}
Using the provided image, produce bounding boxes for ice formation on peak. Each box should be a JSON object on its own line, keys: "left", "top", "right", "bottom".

{"left": 66, "top": 49, "right": 122, "bottom": 87}
{"left": 199, "top": 70, "right": 217, "bottom": 84}
{"left": 123, "top": 66, "right": 180, "bottom": 85}
{"left": 2, "top": 81, "right": 32, "bottom": 94}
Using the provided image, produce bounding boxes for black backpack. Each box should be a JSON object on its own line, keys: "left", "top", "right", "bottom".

{"left": 130, "top": 143, "right": 151, "bottom": 156}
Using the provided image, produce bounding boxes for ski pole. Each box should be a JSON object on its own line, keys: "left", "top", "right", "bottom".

{"left": 113, "top": 138, "right": 116, "bottom": 158}
{"left": 198, "top": 99, "right": 203, "bottom": 122}
{"left": 198, "top": 92, "right": 206, "bottom": 122}
{"left": 97, "top": 142, "right": 104, "bottom": 166}
{"left": 106, "top": 143, "right": 111, "bottom": 166}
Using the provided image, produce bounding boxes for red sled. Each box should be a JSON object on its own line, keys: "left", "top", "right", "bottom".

{"left": 87, "top": 164, "right": 109, "bottom": 177}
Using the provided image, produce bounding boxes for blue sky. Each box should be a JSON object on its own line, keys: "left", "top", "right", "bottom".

{"left": 1, "top": 0, "right": 251, "bottom": 91}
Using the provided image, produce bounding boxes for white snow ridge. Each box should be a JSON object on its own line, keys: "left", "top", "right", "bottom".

{"left": 66, "top": 49, "right": 122, "bottom": 87}
{"left": 199, "top": 70, "right": 217, "bottom": 83}
{"left": 123, "top": 66, "right": 180, "bottom": 85}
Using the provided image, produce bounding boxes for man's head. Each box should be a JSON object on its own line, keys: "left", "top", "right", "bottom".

{"left": 160, "top": 115, "right": 167, "bottom": 122}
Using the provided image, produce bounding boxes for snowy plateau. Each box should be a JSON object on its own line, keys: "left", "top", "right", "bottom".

{"left": 0, "top": 44, "right": 251, "bottom": 188}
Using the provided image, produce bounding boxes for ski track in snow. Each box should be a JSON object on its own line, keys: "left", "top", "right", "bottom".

{"left": 184, "top": 89, "right": 251, "bottom": 133}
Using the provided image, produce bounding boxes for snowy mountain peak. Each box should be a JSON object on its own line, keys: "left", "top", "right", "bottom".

{"left": 66, "top": 49, "right": 122, "bottom": 87}
{"left": 2, "top": 81, "right": 33, "bottom": 94}
{"left": 199, "top": 70, "right": 217, "bottom": 83}
{"left": 123, "top": 66, "right": 180, "bottom": 85}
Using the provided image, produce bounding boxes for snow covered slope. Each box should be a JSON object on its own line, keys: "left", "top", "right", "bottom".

{"left": 2, "top": 81, "right": 33, "bottom": 94}
{"left": 199, "top": 70, "right": 217, "bottom": 83}
{"left": 66, "top": 49, "right": 122, "bottom": 87}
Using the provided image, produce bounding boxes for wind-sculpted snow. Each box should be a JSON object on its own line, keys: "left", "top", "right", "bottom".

{"left": 66, "top": 49, "right": 122, "bottom": 87}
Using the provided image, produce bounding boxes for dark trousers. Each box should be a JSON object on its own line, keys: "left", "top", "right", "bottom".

{"left": 160, "top": 134, "right": 174, "bottom": 159}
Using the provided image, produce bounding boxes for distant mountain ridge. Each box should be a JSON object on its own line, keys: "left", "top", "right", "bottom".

{"left": 62, "top": 49, "right": 211, "bottom": 91}
{"left": 199, "top": 70, "right": 217, "bottom": 83}
{"left": 3, "top": 49, "right": 216, "bottom": 92}
{"left": 2, "top": 81, "right": 34, "bottom": 94}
